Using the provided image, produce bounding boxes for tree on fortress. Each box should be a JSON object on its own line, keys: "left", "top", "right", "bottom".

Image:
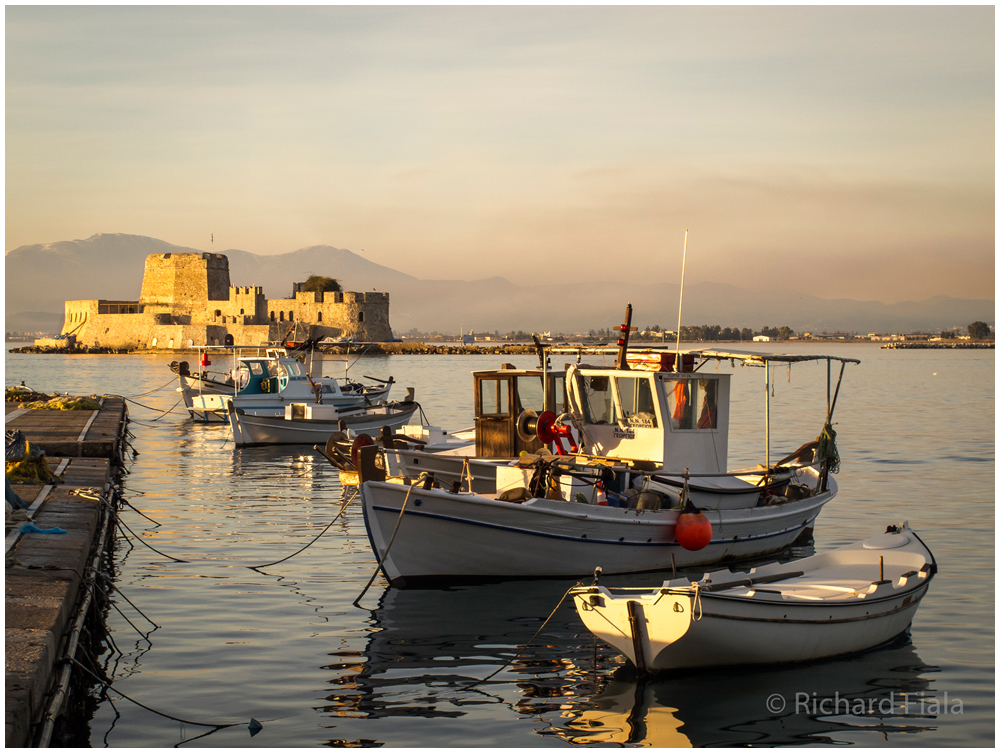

{"left": 302, "top": 275, "right": 342, "bottom": 293}
{"left": 967, "top": 321, "right": 991, "bottom": 339}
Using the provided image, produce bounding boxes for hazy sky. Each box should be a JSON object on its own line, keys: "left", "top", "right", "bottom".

{"left": 5, "top": 6, "right": 995, "bottom": 302}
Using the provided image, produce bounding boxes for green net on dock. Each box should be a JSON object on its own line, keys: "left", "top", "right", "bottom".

{"left": 18, "top": 395, "right": 102, "bottom": 411}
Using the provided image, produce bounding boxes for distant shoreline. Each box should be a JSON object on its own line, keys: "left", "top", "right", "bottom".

{"left": 8, "top": 339, "right": 994, "bottom": 355}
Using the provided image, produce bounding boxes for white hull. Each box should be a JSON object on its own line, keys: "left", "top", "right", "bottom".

{"left": 360, "top": 477, "right": 835, "bottom": 584}
{"left": 572, "top": 525, "right": 935, "bottom": 672}
{"left": 229, "top": 403, "right": 419, "bottom": 446}
{"left": 191, "top": 390, "right": 380, "bottom": 422}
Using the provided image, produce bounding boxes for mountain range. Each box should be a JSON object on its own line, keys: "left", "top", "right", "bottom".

{"left": 5, "top": 233, "right": 993, "bottom": 336}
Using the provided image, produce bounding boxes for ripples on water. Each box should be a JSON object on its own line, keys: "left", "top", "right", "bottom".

{"left": 5, "top": 344, "right": 994, "bottom": 746}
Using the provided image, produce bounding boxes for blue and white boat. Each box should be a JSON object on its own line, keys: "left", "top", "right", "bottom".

{"left": 182, "top": 349, "right": 392, "bottom": 422}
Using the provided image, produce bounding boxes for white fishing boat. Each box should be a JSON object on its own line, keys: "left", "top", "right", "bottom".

{"left": 571, "top": 523, "right": 935, "bottom": 674}
{"left": 227, "top": 398, "right": 420, "bottom": 446}
{"left": 359, "top": 305, "right": 860, "bottom": 584}
{"left": 181, "top": 349, "right": 392, "bottom": 422}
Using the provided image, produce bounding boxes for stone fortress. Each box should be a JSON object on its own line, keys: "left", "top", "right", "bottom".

{"left": 61, "top": 252, "right": 392, "bottom": 349}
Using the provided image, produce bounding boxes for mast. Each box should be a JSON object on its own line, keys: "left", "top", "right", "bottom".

{"left": 675, "top": 229, "right": 689, "bottom": 370}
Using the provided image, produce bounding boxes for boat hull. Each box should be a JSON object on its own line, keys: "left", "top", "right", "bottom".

{"left": 229, "top": 403, "right": 419, "bottom": 446}
{"left": 360, "top": 480, "right": 834, "bottom": 584}
{"left": 192, "top": 391, "right": 380, "bottom": 422}
{"left": 572, "top": 526, "right": 935, "bottom": 671}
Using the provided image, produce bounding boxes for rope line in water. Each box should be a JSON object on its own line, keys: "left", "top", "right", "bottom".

{"left": 465, "top": 583, "right": 579, "bottom": 689}
{"left": 115, "top": 518, "right": 188, "bottom": 563}
{"left": 67, "top": 654, "right": 245, "bottom": 730}
{"left": 353, "top": 473, "right": 430, "bottom": 609}
{"left": 250, "top": 489, "right": 358, "bottom": 570}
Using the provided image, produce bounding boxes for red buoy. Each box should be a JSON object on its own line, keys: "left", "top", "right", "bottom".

{"left": 675, "top": 509, "right": 713, "bottom": 551}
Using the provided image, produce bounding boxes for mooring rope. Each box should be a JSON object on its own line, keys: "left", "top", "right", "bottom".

{"left": 250, "top": 488, "right": 359, "bottom": 570}
{"left": 353, "top": 473, "right": 430, "bottom": 609}
{"left": 465, "top": 583, "right": 579, "bottom": 689}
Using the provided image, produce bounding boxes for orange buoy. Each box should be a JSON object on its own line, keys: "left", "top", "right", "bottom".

{"left": 675, "top": 508, "right": 713, "bottom": 551}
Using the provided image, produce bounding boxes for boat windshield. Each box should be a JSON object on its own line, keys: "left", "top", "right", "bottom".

{"left": 579, "top": 374, "right": 618, "bottom": 425}
{"left": 616, "top": 375, "right": 658, "bottom": 428}
{"left": 268, "top": 360, "right": 304, "bottom": 378}
{"left": 663, "top": 378, "right": 718, "bottom": 430}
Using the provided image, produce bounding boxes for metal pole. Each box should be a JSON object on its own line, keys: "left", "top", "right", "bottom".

{"left": 765, "top": 361, "right": 770, "bottom": 468}
{"left": 674, "top": 229, "right": 689, "bottom": 370}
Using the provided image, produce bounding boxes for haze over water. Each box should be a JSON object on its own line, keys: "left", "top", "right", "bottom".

{"left": 4, "top": 342, "right": 993, "bottom": 746}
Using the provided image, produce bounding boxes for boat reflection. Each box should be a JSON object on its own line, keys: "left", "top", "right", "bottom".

{"left": 318, "top": 580, "right": 940, "bottom": 746}
{"left": 541, "top": 640, "right": 939, "bottom": 746}
{"left": 316, "top": 579, "right": 618, "bottom": 721}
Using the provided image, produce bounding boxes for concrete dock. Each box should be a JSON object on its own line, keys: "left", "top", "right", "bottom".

{"left": 5, "top": 398, "right": 127, "bottom": 747}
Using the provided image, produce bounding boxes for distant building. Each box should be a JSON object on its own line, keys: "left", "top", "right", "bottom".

{"left": 753, "top": 335, "right": 771, "bottom": 342}
{"left": 61, "top": 252, "right": 392, "bottom": 349}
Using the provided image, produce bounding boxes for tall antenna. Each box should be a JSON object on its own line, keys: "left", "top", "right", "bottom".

{"left": 674, "top": 229, "right": 689, "bottom": 368}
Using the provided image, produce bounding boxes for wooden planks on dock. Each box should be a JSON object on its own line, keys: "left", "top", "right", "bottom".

{"left": 5, "top": 397, "right": 125, "bottom": 458}
{"left": 5, "top": 399, "right": 126, "bottom": 746}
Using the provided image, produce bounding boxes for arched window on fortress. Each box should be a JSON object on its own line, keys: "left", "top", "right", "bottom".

{"left": 270, "top": 311, "right": 275, "bottom": 321}
{"left": 215, "top": 309, "right": 222, "bottom": 320}
{"left": 317, "top": 312, "right": 322, "bottom": 322}
{"left": 240, "top": 308, "right": 244, "bottom": 315}
{"left": 358, "top": 311, "right": 365, "bottom": 323}
{"left": 280, "top": 312, "right": 284, "bottom": 321}
{"left": 289, "top": 311, "right": 294, "bottom": 321}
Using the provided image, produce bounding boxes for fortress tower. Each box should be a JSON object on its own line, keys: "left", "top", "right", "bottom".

{"left": 139, "top": 253, "right": 231, "bottom": 320}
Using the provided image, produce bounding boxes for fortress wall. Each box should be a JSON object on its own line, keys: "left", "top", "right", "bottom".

{"left": 139, "top": 253, "right": 231, "bottom": 316}
{"left": 265, "top": 291, "right": 391, "bottom": 341}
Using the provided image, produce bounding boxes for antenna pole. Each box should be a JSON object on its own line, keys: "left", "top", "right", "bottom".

{"left": 674, "top": 229, "right": 689, "bottom": 370}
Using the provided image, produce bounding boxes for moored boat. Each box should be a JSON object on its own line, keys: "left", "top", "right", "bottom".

{"left": 182, "top": 349, "right": 392, "bottom": 422}
{"left": 570, "top": 523, "right": 935, "bottom": 673}
{"left": 227, "top": 398, "right": 420, "bottom": 446}
{"left": 358, "top": 305, "right": 860, "bottom": 584}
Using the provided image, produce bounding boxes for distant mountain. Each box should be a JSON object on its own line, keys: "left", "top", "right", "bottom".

{"left": 4, "top": 233, "right": 994, "bottom": 335}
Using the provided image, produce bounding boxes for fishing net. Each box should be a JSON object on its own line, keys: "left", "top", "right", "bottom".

{"left": 816, "top": 421, "right": 840, "bottom": 474}
{"left": 18, "top": 395, "right": 102, "bottom": 411}
{"left": 5, "top": 430, "right": 63, "bottom": 485}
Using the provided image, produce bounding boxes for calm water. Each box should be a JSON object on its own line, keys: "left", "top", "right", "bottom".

{"left": 5, "top": 343, "right": 994, "bottom": 747}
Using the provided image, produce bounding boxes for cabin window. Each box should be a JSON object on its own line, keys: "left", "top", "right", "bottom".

{"left": 479, "top": 379, "right": 510, "bottom": 417}
{"left": 615, "top": 376, "right": 658, "bottom": 428}
{"left": 249, "top": 362, "right": 264, "bottom": 375}
{"left": 579, "top": 374, "right": 617, "bottom": 425}
{"left": 515, "top": 375, "right": 545, "bottom": 413}
{"left": 664, "top": 378, "right": 718, "bottom": 430}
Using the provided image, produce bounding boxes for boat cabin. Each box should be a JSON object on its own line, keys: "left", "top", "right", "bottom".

{"left": 471, "top": 359, "right": 731, "bottom": 473}
{"left": 473, "top": 365, "right": 566, "bottom": 457}
{"left": 572, "top": 367, "right": 730, "bottom": 473}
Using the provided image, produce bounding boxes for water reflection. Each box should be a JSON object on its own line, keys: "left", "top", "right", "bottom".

{"left": 541, "top": 640, "right": 939, "bottom": 746}
{"left": 318, "top": 580, "right": 617, "bottom": 723}
{"left": 321, "top": 578, "right": 941, "bottom": 746}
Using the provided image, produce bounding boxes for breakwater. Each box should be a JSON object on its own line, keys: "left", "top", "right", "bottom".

{"left": 880, "top": 341, "right": 994, "bottom": 349}
{"left": 5, "top": 397, "right": 130, "bottom": 746}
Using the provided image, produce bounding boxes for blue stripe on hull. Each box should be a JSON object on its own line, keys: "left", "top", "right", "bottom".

{"left": 369, "top": 503, "right": 814, "bottom": 548}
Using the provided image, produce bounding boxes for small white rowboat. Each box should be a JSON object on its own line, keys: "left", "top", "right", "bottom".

{"left": 571, "top": 523, "right": 935, "bottom": 674}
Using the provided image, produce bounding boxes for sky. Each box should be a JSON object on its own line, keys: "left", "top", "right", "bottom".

{"left": 5, "top": 6, "right": 995, "bottom": 303}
